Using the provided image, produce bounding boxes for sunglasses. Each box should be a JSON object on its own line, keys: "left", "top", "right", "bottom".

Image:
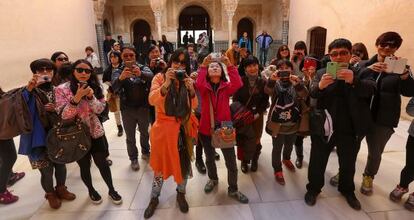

{"left": 36, "top": 67, "right": 54, "bottom": 73}
{"left": 57, "top": 57, "right": 68, "bottom": 62}
{"left": 123, "top": 53, "right": 135, "bottom": 58}
{"left": 281, "top": 48, "right": 289, "bottom": 51}
{"left": 379, "top": 42, "right": 397, "bottom": 49}
{"left": 329, "top": 50, "right": 350, "bottom": 57}
{"left": 75, "top": 67, "right": 92, "bottom": 74}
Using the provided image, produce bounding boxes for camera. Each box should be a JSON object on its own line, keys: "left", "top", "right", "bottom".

{"left": 155, "top": 58, "right": 162, "bottom": 66}
{"left": 36, "top": 75, "right": 52, "bottom": 84}
{"left": 175, "top": 70, "right": 187, "bottom": 81}
{"left": 277, "top": 70, "right": 291, "bottom": 78}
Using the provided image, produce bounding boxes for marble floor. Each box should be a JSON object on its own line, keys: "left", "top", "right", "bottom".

{"left": 2, "top": 116, "right": 414, "bottom": 220}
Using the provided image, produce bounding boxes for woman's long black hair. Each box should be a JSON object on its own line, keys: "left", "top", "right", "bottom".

{"left": 69, "top": 59, "right": 103, "bottom": 99}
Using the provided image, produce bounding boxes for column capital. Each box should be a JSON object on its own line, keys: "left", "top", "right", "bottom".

{"left": 149, "top": 0, "right": 166, "bottom": 14}
{"left": 223, "top": 0, "right": 239, "bottom": 16}
{"left": 281, "top": 0, "right": 290, "bottom": 19}
{"left": 93, "top": 0, "right": 106, "bottom": 23}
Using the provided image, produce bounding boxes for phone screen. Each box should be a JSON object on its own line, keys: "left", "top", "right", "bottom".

{"left": 124, "top": 61, "right": 134, "bottom": 69}
{"left": 326, "top": 62, "right": 338, "bottom": 78}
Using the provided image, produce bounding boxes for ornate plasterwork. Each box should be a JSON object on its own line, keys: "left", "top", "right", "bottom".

{"left": 123, "top": 6, "right": 156, "bottom": 36}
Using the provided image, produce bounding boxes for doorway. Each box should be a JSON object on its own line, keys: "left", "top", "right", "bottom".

{"left": 237, "top": 18, "right": 254, "bottom": 53}
{"left": 178, "top": 5, "right": 212, "bottom": 52}
{"left": 309, "top": 27, "right": 327, "bottom": 59}
{"left": 132, "top": 19, "right": 151, "bottom": 48}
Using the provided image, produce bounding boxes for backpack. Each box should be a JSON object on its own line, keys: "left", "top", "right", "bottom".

{"left": 270, "top": 88, "right": 301, "bottom": 123}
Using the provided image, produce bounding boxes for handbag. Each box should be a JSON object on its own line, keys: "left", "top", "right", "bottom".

{"left": 47, "top": 106, "right": 92, "bottom": 164}
{"left": 209, "top": 95, "right": 236, "bottom": 149}
{"left": 231, "top": 84, "right": 256, "bottom": 128}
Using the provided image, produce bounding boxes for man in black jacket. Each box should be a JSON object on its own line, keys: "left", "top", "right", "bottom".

{"left": 356, "top": 32, "right": 414, "bottom": 196}
{"left": 112, "top": 47, "right": 154, "bottom": 171}
{"left": 305, "top": 39, "right": 376, "bottom": 210}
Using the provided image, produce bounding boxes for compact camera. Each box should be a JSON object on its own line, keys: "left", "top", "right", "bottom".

{"left": 175, "top": 69, "right": 187, "bottom": 81}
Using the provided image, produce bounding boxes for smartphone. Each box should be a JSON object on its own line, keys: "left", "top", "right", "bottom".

{"left": 79, "top": 81, "right": 88, "bottom": 87}
{"left": 326, "top": 62, "right": 338, "bottom": 78}
{"left": 36, "top": 75, "right": 52, "bottom": 85}
{"left": 277, "top": 70, "right": 291, "bottom": 78}
{"left": 385, "top": 56, "right": 408, "bottom": 74}
{"left": 210, "top": 52, "right": 221, "bottom": 61}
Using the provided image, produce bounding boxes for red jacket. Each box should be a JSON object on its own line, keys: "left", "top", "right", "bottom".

{"left": 195, "top": 66, "right": 243, "bottom": 136}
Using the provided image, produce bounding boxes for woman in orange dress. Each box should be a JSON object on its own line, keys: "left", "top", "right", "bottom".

{"left": 144, "top": 48, "right": 198, "bottom": 219}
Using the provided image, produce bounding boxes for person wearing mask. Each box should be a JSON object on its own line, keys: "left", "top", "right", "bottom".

{"left": 256, "top": 31, "right": 273, "bottom": 66}
{"left": 304, "top": 38, "right": 376, "bottom": 210}
{"left": 264, "top": 60, "right": 308, "bottom": 185}
{"left": 196, "top": 53, "right": 249, "bottom": 204}
{"left": 356, "top": 32, "right": 414, "bottom": 196}
{"left": 233, "top": 56, "right": 269, "bottom": 173}
{"left": 55, "top": 59, "right": 122, "bottom": 205}
{"left": 238, "top": 32, "right": 252, "bottom": 53}
{"left": 389, "top": 97, "right": 414, "bottom": 211}
{"left": 103, "top": 34, "right": 116, "bottom": 65}
{"left": 143, "top": 49, "right": 198, "bottom": 218}
{"left": 112, "top": 47, "right": 153, "bottom": 170}
{"left": 19, "top": 59, "right": 76, "bottom": 209}
{"left": 291, "top": 41, "right": 308, "bottom": 77}
{"left": 103, "top": 51, "right": 124, "bottom": 137}
{"left": 226, "top": 40, "right": 240, "bottom": 67}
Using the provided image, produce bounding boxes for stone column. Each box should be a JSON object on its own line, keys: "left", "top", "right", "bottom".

{"left": 93, "top": 0, "right": 107, "bottom": 68}
{"left": 281, "top": 0, "right": 290, "bottom": 45}
{"left": 223, "top": 0, "right": 239, "bottom": 47}
{"left": 150, "top": 0, "right": 166, "bottom": 41}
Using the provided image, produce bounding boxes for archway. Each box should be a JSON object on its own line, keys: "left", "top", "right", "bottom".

{"left": 131, "top": 19, "right": 151, "bottom": 48}
{"left": 103, "top": 19, "right": 111, "bottom": 35}
{"left": 178, "top": 5, "right": 212, "bottom": 52}
{"left": 237, "top": 18, "right": 254, "bottom": 52}
{"left": 309, "top": 27, "right": 327, "bottom": 59}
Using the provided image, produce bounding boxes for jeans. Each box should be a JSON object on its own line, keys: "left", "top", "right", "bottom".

{"left": 121, "top": 106, "right": 151, "bottom": 160}
{"left": 200, "top": 134, "right": 238, "bottom": 192}
{"left": 259, "top": 48, "right": 269, "bottom": 66}
{"left": 271, "top": 134, "right": 296, "bottom": 172}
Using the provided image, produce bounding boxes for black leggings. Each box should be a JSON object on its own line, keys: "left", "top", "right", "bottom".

{"left": 400, "top": 135, "right": 414, "bottom": 188}
{"left": 0, "top": 139, "right": 17, "bottom": 193}
{"left": 77, "top": 136, "right": 115, "bottom": 193}
{"left": 39, "top": 163, "right": 67, "bottom": 193}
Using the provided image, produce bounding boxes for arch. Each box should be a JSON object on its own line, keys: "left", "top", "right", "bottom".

{"left": 130, "top": 19, "right": 151, "bottom": 47}
{"left": 237, "top": 17, "right": 255, "bottom": 44}
{"left": 103, "top": 19, "right": 111, "bottom": 35}
{"left": 177, "top": 1, "right": 214, "bottom": 29}
{"left": 178, "top": 5, "right": 212, "bottom": 51}
{"left": 308, "top": 26, "right": 327, "bottom": 59}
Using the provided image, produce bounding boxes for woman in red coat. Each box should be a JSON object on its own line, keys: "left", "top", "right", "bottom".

{"left": 195, "top": 54, "right": 248, "bottom": 203}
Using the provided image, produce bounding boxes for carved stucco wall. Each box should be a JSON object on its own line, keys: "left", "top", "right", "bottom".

{"left": 123, "top": 6, "right": 156, "bottom": 39}
{"left": 103, "top": 5, "right": 114, "bottom": 33}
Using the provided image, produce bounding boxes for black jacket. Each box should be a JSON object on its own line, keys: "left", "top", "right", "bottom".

{"left": 111, "top": 63, "right": 154, "bottom": 109}
{"left": 233, "top": 76, "right": 269, "bottom": 115}
{"left": 311, "top": 66, "right": 376, "bottom": 136}
{"left": 358, "top": 55, "right": 414, "bottom": 128}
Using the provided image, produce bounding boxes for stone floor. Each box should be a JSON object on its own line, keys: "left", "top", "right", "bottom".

{"left": 2, "top": 116, "right": 414, "bottom": 220}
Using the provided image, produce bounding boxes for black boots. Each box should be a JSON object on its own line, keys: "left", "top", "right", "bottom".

{"left": 117, "top": 125, "right": 123, "bottom": 137}
{"left": 144, "top": 197, "right": 159, "bottom": 219}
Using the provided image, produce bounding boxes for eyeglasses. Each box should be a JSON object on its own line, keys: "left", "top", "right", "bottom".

{"left": 57, "top": 57, "right": 68, "bottom": 62}
{"left": 281, "top": 48, "right": 289, "bottom": 51}
{"left": 379, "top": 42, "right": 398, "bottom": 49}
{"left": 36, "top": 67, "right": 54, "bottom": 73}
{"left": 75, "top": 68, "right": 92, "bottom": 74}
{"left": 329, "top": 51, "right": 350, "bottom": 57}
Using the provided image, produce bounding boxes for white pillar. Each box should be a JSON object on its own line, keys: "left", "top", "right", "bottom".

{"left": 223, "top": 0, "right": 239, "bottom": 48}
{"left": 227, "top": 12, "right": 235, "bottom": 47}
{"left": 154, "top": 11, "right": 162, "bottom": 41}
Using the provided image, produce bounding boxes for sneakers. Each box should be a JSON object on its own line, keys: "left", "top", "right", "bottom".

{"left": 274, "top": 171, "right": 285, "bottom": 185}
{"left": 141, "top": 153, "right": 150, "bottom": 161}
{"left": 131, "top": 159, "right": 140, "bottom": 171}
{"left": 282, "top": 160, "right": 296, "bottom": 172}
{"left": 204, "top": 179, "right": 218, "bottom": 193}
{"left": 389, "top": 185, "right": 408, "bottom": 202}
{"left": 360, "top": 175, "right": 374, "bottom": 195}
{"left": 117, "top": 125, "right": 123, "bottom": 137}
{"left": 0, "top": 190, "right": 19, "bottom": 204}
{"left": 195, "top": 159, "right": 207, "bottom": 174}
{"left": 89, "top": 190, "right": 103, "bottom": 204}
{"left": 228, "top": 190, "right": 249, "bottom": 204}
{"left": 176, "top": 192, "right": 189, "bottom": 213}
{"left": 342, "top": 193, "right": 362, "bottom": 210}
{"left": 330, "top": 173, "right": 340, "bottom": 187}
{"left": 295, "top": 158, "right": 303, "bottom": 169}
{"left": 55, "top": 185, "right": 76, "bottom": 201}
{"left": 7, "top": 172, "right": 25, "bottom": 187}
{"left": 45, "top": 192, "right": 62, "bottom": 209}
{"left": 241, "top": 161, "right": 249, "bottom": 173}
{"left": 109, "top": 190, "right": 122, "bottom": 205}
{"left": 144, "top": 197, "right": 159, "bottom": 219}
{"left": 404, "top": 193, "right": 414, "bottom": 211}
